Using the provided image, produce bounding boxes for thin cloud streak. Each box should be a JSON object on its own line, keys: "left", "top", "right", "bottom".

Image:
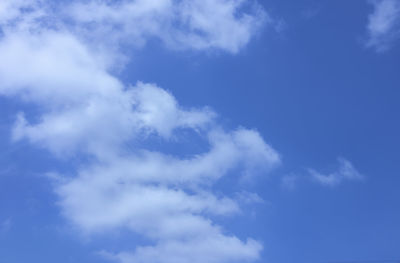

{"left": 309, "top": 157, "right": 364, "bottom": 187}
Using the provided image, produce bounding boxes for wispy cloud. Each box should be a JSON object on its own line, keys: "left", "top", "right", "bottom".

{"left": 308, "top": 158, "right": 364, "bottom": 187}
{"left": 366, "top": 0, "right": 400, "bottom": 52}
{"left": 0, "top": 1, "right": 277, "bottom": 262}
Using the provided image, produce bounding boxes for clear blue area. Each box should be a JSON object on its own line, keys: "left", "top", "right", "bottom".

{"left": 1, "top": 1, "right": 400, "bottom": 263}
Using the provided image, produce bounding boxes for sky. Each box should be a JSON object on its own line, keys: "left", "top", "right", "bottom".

{"left": 0, "top": 0, "right": 400, "bottom": 263}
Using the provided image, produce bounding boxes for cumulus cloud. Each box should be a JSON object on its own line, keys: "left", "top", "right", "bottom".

{"left": 11, "top": 80, "right": 214, "bottom": 156}
{"left": 102, "top": 236, "right": 262, "bottom": 263}
{"left": 51, "top": 105, "right": 279, "bottom": 261}
{"left": 366, "top": 0, "right": 400, "bottom": 52}
{"left": 0, "top": 0, "right": 277, "bottom": 262}
{"left": 67, "top": 0, "right": 269, "bottom": 53}
{"left": 55, "top": 127, "right": 279, "bottom": 233}
{"left": 309, "top": 158, "right": 364, "bottom": 187}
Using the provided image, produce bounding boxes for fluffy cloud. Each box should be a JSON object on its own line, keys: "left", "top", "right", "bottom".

{"left": 55, "top": 127, "right": 279, "bottom": 232}
{"left": 309, "top": 157, "right": 363, "bottom": 187}
{"left": 51, "top": 101, "right": 279, "bottom": 261}
{"left": 0, "top": 0, "right": 37, "bottom": 24}
{"left": 366, "top": 0, "right": 400, "bottom": 52}
{"left": 102, "top": 236, "right": 262, "bottom": 263}
{"left": 67, "top": 0, "right": 269, "bottom": 53}
{"left": 0, "top": 31, "right": 121, "bottom": 104}
{"left": 11, "top": 80, "right": 214, "bottom": 156}
{"left": 0, "top": 0, "right": 277, "bottom": 262}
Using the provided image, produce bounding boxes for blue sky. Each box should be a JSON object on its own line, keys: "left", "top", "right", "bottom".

{"left": 1, "top": 1, "right": 400, "bottom": 263}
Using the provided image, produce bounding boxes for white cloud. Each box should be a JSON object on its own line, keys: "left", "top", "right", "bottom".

{"left": 67, "top": 0, "right": 269, "bottom": 54}
{"left": 53, "top": 117, "right": 279, "bottom": 262}
{"left": 11, "top": 80, "right": 214, "bottom": 156}
{"left": 102, "top": 236, "right": 262, "bottom": 263}
{"left": 0, "top": 0, "right": 37, "bottom": 24}
{"left": 130, "top": 83, "right": 216, "bottom": 138}
{"left": 0, "top": 0, "right": 49, "bottom": 36}
{"left": 55, "top": 128, "right": 279, "bottom": 232}
{"left": 0, "top": 30, "right": 212, "bottom": 156}
{"left": 0, "top": 1, "right": 278, "bottom": 262}
{"left": 0, "top": 0, "right": 25, "bottom": 23}
{"left": 0, "top": 31, "right": 121, "bottom": 104}
{"left": 366, "top": 0, "right": 400, "bottom": 52}
{"left": 309, "top": 157, "right": 364, "bottom": 187}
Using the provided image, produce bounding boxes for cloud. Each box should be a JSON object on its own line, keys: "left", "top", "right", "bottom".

{"left": 66, "top": 0, "right": 269, "bottom": 54}
{"left": 10, "top": 80, "right": 214, "bottom": 156}
{"left": 0, "top": 1, "right": 278, "bottom": 262}
{"left": 52, "top": 111, "right": 279, "bottom": 262}
{"left": 309, "top": 157, "right": 364, "bottom": 187}
{"left": 55, "top": 127, "right": 279, "bottom": 232}
{"left": 0, "top": 31, "right": 121, "bottom": 104}
{"left": 101, "top": 236, "right": 262, "bottom": 263}
{"left": 0, "top": 0, "right": 37, "bottom": 24}
{"left": 366, "top": 0, "right": 400, "bottom": 52}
